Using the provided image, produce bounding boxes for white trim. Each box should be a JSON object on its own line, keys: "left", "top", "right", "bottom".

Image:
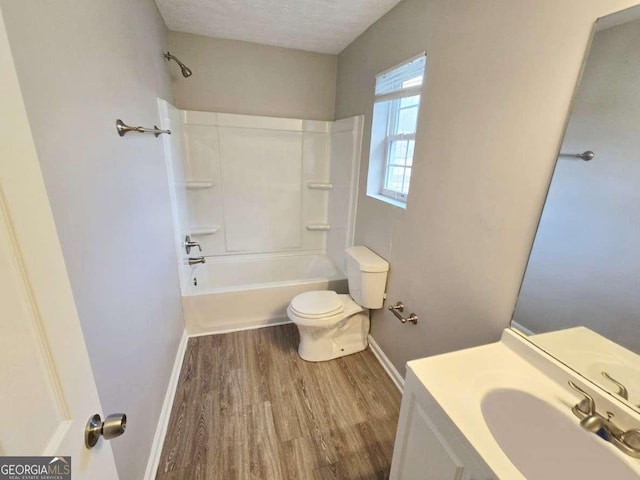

{"left": 367, "top": 192, "right": 407, "bottom": 209}
{"left": 380, "top": 188, "right": 408, "bottom": 203}
{"left": 187, "top": 319, "right": 293, "bottom": 337}
{"left": 368, "top": 334, "right": 404, "bottom": 392}
{"left": 143, "top": 330, "right": 189, "bottom": 480}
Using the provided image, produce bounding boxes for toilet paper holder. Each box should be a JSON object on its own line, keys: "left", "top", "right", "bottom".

{"left": 388, "top": 302, "right": 418, "bottom": 325}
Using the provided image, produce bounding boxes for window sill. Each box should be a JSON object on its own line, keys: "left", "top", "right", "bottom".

{"left": 367, "top": 192, "right": 407, "bottom": 209}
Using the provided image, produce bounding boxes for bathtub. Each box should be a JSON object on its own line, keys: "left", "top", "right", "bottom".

{"left": 181, "top": 253, "right": 348, "bottom": 334}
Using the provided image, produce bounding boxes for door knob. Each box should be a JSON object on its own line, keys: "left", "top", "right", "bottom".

{"left": 85, "top": 413, "right": 127, "bottom": 449}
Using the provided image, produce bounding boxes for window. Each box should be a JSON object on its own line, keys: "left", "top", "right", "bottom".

{"left": 367, "top": 54, "right": 426, "bottom": 207}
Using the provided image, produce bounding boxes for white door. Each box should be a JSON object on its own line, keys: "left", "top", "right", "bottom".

{"left": 0, "top": 8, "right": 119, "bottom": 479}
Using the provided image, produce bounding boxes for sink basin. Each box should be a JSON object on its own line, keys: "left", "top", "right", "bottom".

{"left": 481, "top": 388, "right": 639, "bottom": 480}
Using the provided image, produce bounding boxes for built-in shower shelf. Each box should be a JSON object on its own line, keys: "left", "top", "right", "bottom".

{"left": 185, "top": 180, "right": 214, "bottom": 189}
{"left": 307, "top": 182, "right": 333, "bottom": 190}
{"left": 306, "top": 223, "right": 331, "bottom": 231}
{"left": 190, "top": 225, "right": 220, "bottom": 235}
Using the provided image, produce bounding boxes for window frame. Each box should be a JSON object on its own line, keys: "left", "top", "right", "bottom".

{"left": 367, "top": 53, "right": 426, "bottom": 207}
{"left": 380, "top": 97, "right": 419, "bottom": 201}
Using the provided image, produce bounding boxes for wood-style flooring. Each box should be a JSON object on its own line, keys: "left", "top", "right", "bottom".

{"left": 155, "top": 323, "right": 402, "bottom": 480}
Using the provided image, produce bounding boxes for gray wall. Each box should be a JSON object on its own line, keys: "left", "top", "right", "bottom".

{"left": 513, "top": 19, "right": 640, "bottom": 353}
{"left": 168, "top": 31, "right": 337, "bottom": 120}
{"left": 0, "top": 1, "right": 184, "bottom": 478}
{"left": 335, "top": 0, "right": 638, "bottom": 375}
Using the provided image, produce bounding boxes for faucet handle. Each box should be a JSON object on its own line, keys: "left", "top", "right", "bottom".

{"left": 569, "top": 381, "right": 596, "bottom": 416}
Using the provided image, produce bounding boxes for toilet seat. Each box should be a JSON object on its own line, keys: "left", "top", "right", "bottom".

{"left": 289, "top": 290, "right": 344, "bottom": 319}
{"left": 287, "top": 292, "right": 364, "bottom": 329}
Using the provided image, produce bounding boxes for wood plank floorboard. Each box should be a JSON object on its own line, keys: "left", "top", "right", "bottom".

{"left": 156, "top": 323, "right": 401, "bottom": 480}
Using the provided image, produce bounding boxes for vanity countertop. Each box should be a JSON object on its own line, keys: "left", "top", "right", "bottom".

{"left": 406, "top": 329, "right": 640, "bottom": 479}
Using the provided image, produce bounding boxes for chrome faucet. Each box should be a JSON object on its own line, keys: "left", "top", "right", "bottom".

{"left": 188, "top": 256, "right": 206, "bottom": 266}
{"left": 569, "top": 381, "right": 640, "bottom": 458}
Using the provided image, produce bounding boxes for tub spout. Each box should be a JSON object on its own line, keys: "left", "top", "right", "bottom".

{"left": 188, "top": 256, "right": 206, "bottom": 266}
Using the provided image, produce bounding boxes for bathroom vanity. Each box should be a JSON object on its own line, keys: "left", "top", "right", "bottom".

{"left": 389, "top": 329, "right": 640, "bottom": 479}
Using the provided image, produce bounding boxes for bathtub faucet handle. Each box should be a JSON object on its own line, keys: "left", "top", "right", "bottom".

{"left": 184, "top": 235, "right": 202, "bottom": 254}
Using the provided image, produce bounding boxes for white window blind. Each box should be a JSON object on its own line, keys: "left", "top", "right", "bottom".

{"left": 374, "top": 54, "right": 426, "bottom": 102}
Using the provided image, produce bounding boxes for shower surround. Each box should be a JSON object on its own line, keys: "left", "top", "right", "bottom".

{"left": 158, "top": 100, "right": 362, "bottom": 333}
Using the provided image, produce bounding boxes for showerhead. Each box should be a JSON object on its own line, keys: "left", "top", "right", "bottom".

{"left": 180, "top": 64, "right": 192, "bottom": 78}
{"left": 164, "top": 51, "right": 192, "bottom": 78}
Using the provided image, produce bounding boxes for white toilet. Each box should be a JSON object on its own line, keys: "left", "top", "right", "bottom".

{"left": 287, "top": 246, "right": 389, "bottom": 362}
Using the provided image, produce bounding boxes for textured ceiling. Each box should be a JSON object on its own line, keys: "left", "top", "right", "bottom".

{"left": 154, "top": 0, "right": 403, "bottom": 54}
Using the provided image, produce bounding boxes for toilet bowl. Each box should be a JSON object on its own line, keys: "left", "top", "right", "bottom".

{"left": 287, "top": 291, "right": 370, "bottom": 361}
{"left": 287, "top": 246, "right": 389, "bottom": 362}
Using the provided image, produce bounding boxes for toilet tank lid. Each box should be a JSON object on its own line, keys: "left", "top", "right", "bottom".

{"left": 345, "top": 246, "right": 389, "bottom": 273}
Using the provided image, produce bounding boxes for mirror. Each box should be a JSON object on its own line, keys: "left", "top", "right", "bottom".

{"left": 512, "top": 5, "right": 640, "bottom": 413}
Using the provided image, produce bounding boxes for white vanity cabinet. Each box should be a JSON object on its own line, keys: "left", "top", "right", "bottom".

{"left": 388, "top": 331, "right": 640, "bottom": 480}
{"left": 390, "top": 368, "right": 496, "bottom": 480}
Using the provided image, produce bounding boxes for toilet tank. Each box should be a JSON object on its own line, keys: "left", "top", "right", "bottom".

{"left": 345, "top": 246, "right": 389, "bottom": 309}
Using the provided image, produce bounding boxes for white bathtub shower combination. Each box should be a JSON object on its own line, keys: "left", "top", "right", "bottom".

{"left": 182, "top": 253, "right": 347, "bottom": 334}
{"left": 159, "top": 100, "right": 362, "bottom": 334}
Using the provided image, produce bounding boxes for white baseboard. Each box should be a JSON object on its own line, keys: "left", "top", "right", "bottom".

{"left": 143, "top": 330, "right": 189, "bottom": 480}
{"left": 368, "top": 334, "right": 404, "bottom": 392}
